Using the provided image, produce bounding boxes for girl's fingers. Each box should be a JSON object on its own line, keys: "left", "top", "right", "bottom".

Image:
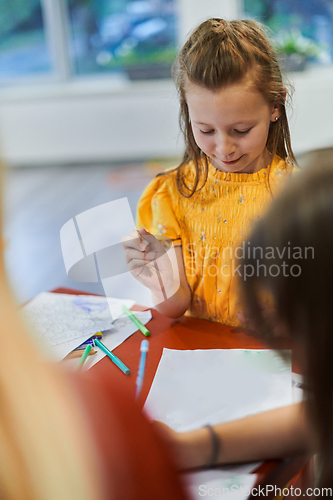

{"left": 121, "top": 230, "right": 149, "bottom": 251}
{"left": 127, "top": 257, "right": 157, "bottom": 273}
{"left": 121, "top": 230, "right": 140, "bottom": 249}
{"left": 125, "top": 248, "right": 156, "bottom": 266}
{"left": 137, "top": 229, "right": 151, "bottom": 251}
{"left": 138, "top": 228, "right": 152, "bottom": 237}
{"left": 123, "top": 228, "right": 168, "bottom": 255}
{"left": 124, "top": 248, "right": 140, "bottom": 265}
{"left": 126, "top": 258, "right": 147, "bottom": 271}
{"left": 121, "top": 234, "right": 137, "bottom": 250}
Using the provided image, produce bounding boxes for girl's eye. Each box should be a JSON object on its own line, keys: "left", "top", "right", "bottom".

{"left": 200, "top": 129, "right": 214, "bottom": 135}
{"left": 235, "top": 128, "right": 252, "bottom": 135}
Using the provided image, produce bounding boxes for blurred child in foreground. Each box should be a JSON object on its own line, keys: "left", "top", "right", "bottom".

{"left": 154, "top": 161, "right": 333, "bottom": 491}
{"left": 0, "top": 184, "right": 187, "bottom": 498}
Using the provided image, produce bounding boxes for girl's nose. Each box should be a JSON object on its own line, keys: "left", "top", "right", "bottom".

{"left": 215, "top": 133, "right": 235, "bottom": 158}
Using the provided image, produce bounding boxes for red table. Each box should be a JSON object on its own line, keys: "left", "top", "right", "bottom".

{"left": 55, "top": 287, "right": 311, "bottom": 499}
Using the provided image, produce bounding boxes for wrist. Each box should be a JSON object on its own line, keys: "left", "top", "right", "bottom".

{"left": 177, "top": 427, "right": 213, "bottom": 470}
{"left": 205, "top": 425, "right": 220, "bottom": 467}
{"left": 150, "top": 278, "right": 180, "bottom": 303}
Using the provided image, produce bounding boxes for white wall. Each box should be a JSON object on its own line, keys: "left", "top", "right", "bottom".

{"left": 178, "top": 0, "right": 241, "bottom": 43}
{"left": 0, "top": 80, "right": 183, "bottom": 165}
{"left": 288, "top": 67, "right": 333, "bottom": 155}
{"left": 0, "top": 0, "right": 332, "bottom": 167}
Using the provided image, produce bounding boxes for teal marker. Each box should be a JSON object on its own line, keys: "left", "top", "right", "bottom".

{"left": 121, "top": 305, "right": 150, "bottom": 337}
{"left": 94, "top": 338, "right": 130, "bottom": 375}
{"left": 78, "top": 344, "right": 92, "bottom": 369}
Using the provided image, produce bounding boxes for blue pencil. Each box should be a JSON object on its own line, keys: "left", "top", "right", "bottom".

{"left": 136, "top": 340, "right": 149, "bottom": 398}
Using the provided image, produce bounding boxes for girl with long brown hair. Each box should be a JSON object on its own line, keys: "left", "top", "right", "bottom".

{"left": 123, "top": 18, "right": 297, "bottom": 326}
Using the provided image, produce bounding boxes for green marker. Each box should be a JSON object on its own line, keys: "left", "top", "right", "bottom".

{"left": 94, "top": 338, "right": 130, "bottom": 375}
{"left": 78, "top": 344, "right": 92, "bottom": 368}
{"left": 121, "top": 305, "right": 150, "bottom": 337}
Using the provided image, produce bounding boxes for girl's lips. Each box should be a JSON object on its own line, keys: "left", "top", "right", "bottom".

{"left": 221, "top": 155, "right": 243, "bottom": 165}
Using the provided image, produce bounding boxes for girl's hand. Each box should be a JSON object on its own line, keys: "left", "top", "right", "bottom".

{"left": 121, "top": 229, "right": 179, "bottom": 300}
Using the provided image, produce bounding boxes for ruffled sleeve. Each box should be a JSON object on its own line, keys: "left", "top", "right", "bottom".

{"left": 136, "top": 174, "right": 182, "bottom": 245}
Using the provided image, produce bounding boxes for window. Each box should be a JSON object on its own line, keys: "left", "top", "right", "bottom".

{"left": 0, "top": 0, "right": 178, "bottom": 84}
{"left": 68, "top": 0, "right": 178, "bottom": 79}
{"left": 244, "top": 0, "right": 333, "bottom": 68}
{"left": 0, "top": 0, "right": 52, "bottom": 82}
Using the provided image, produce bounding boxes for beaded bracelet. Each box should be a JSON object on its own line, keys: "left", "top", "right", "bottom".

{"left": 205, "top": 424, "right": 220, "bottom": 468}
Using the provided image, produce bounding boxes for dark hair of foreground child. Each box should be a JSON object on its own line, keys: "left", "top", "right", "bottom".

{"left": 153, "top": 162, "right": 333, "bottom": 494}
{"left": 239, "top": 161, "right": 333, "bottom": 489}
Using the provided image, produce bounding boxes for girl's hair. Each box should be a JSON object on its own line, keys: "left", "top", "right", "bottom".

{"left": 238, "top": 162, "right": 333, "bottom": 489}
{"left": 0, "top": 280, "right": 100, "bottom": 500}
{"left": 172, "top": 18, "right": 296, "bottom": 197}
{"left": 0, "top": 166, "right": 100, "bottom": 500}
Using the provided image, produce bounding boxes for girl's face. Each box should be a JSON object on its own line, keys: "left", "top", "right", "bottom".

{"left": 186, "top": 80, "right": 279, "bottom": 174}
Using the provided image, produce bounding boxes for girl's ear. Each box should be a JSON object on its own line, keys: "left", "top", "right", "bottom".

{"left": 270, "top": 105, "right": 280, "bottom": 123}
{"left": 270, "top": 88, "right": 286, "bottom": 123}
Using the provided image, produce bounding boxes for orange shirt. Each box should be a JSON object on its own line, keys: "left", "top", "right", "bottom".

{"left": 137, "top": 156, "right": 293, "bottom": 326}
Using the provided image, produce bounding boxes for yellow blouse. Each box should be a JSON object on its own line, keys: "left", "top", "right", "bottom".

{"left": 136, "top": 156, "right": 293, "bottom": 326}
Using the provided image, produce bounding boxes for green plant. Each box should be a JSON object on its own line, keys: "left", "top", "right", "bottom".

{"left": 97, "top": 46, "right": 177, "bottom": 69}
{"left": 274, "top": 29, "right": 321, "bottom": 60}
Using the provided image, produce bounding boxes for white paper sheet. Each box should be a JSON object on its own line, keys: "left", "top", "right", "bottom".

{"left": 144, "top": 348, "right": 292, "bottom": 432}
{"left": 144, "top": 348, "right": 292, "bottom": 488}
{"left": 60, "top": 198, "right": 136, "bottom": 283}
{"left": 21, "top": 292, "right": 135, "bottom": 360}
{"left": 182, "top": 470, "right": 258, "bottom": 500}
